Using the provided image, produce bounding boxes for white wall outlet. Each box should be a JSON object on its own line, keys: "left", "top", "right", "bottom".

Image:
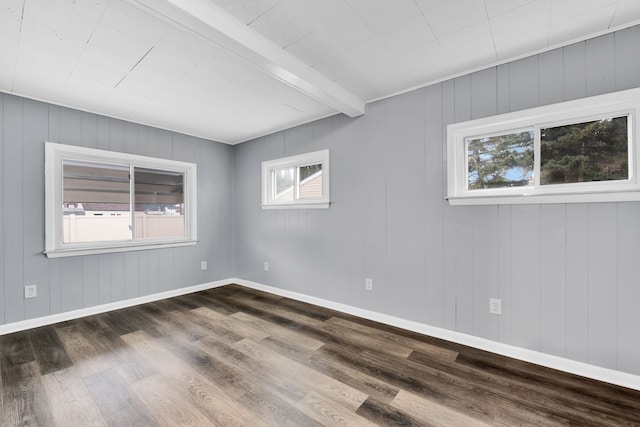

{"left": 489, "top": 298, "right": 502, "bottom": 315}
{"left": 25, "top": 285, "right": 37, "bottom": 299}
{"left": 200, "top": 261, "right": 207, "bottom": 270}
{"left": 264, "top": 262, "right": 269, "bottom": 272}
{"left": 365, "top": 278, "right": 373, "bottom": 291}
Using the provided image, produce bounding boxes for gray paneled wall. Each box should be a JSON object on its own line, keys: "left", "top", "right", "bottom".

{"left": 233, "top": 25, "right": 640, "bottom": 376}
{"left": 0, "top": 94, "right": 234, "bottom": 326}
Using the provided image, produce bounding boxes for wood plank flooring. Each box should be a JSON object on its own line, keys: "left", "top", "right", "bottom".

{"left": 2, "top": 284, "right": 640, "bottom": 426}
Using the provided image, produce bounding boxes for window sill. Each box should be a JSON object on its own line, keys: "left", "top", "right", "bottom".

{"left": 44, "top": 240, "right": 198, "bottom": 258}
{"left": 447, "top": 189, "right": 640, "bottom": 205}
{"left": 262, "top": 202, "right": 330, "bottom": 210}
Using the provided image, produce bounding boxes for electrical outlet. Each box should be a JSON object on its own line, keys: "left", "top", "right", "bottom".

{"left": 200, "top": 261, "right": 207, "bottom": 270}
{"left": 264, "top": 262, "right": 269, "bottom": 272}
{"left": 25, "top": 285, "right": 37, "bottom": 299}
{"left": 365, "top": 278, "right": 373, "bottom": 291}
{"left": 489, "top": 298, "right": 502, "bottom": 315}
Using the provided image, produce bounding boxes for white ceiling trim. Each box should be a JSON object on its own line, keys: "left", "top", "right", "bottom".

{"left": 127, "top": 0, "right": 365, "bottom": 118}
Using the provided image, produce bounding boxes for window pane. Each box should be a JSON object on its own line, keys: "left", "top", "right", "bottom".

{"left": 274, "top": 167, "right": 295, "bottom": 201}
{"left": 467, "top": 130, "right": 534, "bottom": 190}
{"left": 541, "top": 116, "right": 628, "bottom": 185}
{"left": 298, "top": 164, "right": 323, "bottom": 199}
{"left": 134, "top": 168, "right": 185, "bottom": 239}
{"left": 63, "top": 161, "right": 130, "bottom": 243}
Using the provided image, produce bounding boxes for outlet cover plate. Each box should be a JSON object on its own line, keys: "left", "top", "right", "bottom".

{"left": 365, "top": 278, "right": 373, "bottom": 291}
{"left": 200, "top": 261, "right": 207, "bottom": 270}
{"left": 489, "top": 298, "right": 502, "bottom": 315}
{"left": 25, "top": 285, "right": 37, "bottom": 299}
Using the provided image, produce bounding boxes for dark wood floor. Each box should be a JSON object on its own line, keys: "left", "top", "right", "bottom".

{"left": 1, "top": 284, "right": 639, "bottom": 426}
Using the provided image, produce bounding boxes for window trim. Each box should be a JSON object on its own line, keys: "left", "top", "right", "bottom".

{"left": 447, "top": 87, "right": 640, "bottom": 205}
{"left": 261, "top": 149, "right": 330, "bottom": 209}
{"left": 45, "top": 142, "right": 197, "bottom": 258}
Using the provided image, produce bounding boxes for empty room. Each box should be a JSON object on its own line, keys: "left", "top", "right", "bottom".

{"left": 1, "top": 0, "right": 640, "bottom": 425}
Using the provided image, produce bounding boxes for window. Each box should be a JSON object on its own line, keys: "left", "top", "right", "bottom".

{"left": 447, "top": 88, "right": 640, "bottom": 205}
{"left": 262, "top": 149, "right": 330, "bottom": 209}
{"left": 45, "top": 142, "right": 197, "bottom": 257}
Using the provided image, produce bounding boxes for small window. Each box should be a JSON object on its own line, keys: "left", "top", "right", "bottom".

{"left": 262, "top": 149, "right": 330, "bottom": 209}
{"left": 447, "top": 88, "right": 640, "bottom": 205}
{"left": 46, "top": 143, "right": 197, "bottom": 257}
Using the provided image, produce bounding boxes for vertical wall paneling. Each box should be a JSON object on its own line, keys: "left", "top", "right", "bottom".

{"left": 82, "top": 256, "right": 99, "bottom": 308}
{"left": 565, "top": 204, "right": 589, "bottom": 363}
{"left": 497, "top": 205, "right": 512, "bottom": 344}
{"left": 60, "top": 257, "right": 83, "bottom": 312}
{"left": 454, "top": 75, "right": 471, "bottom": 123}
{"left": 616, "top": 202, "right": 640, "bottom": 373}
{"left": 614, "top": 26, "right": 640, "bottom": 91}
{"left": 538, "top": 48, "right": 564, "bottom": 106}
{"left": 509, "top": 56, "right": 539, "bottom": 111}
{"left": 496, "top": 64, "right": 510, "bottom": 114}
{"left": 441, "top": 79, "right": 457, "bottom": 331}
{"left": 109, "top": 119, "right": 124, "bottom": 152}
{"left": 384, "top": 90, "right": 427, "bottom": 321}
{"left": 81, "top": 112, "right": 98, "bottom": 149}
{"left": 585, "top": 33, "right": 616, "bottom": 96}
{"left": 47, "top": 105, "right": 61, "bottom": 315}
{"left": 470, "top": 67, "right": 497, "bottom": 120}
{"left": 471, "top": 205, "right": 499, "bottom": 341}
{"left": 60, "top": 108, "right": 82, "bottom": 146}
{"left": 98, "top": 255, "right": 111, "bottom": 304}
{"left": 540, "top": 204, "right": 567, "bottom": 357}
{"left": 22, "top": 99, "right": 50, "bottom": 321}
{"left": 587, "top": 203, "right": 618, "bottom": 369}
{"left": 3, "top": 95, "right": 24, "bottom": 323}
{"left": 362, "top": 100, "right": 389, "bottom": 314}
{"left": 96, "top": 115, "right": 110, "bottom": 151}
{"left": 424, "top": 83, "right": 444, "bottom": 327}
{"left": 510, "top": 205, "right": 541, "bottom": 351}
{"left": 125, "top": 252, "right": 140, "bottom": 300}
{"left": 563, "top": 42, "right": 586, "bottom": 101}
{"left": 122, "top": 121, "right": 138, "bottom": 154}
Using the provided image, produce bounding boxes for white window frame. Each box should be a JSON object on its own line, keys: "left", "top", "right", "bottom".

{"left": 45, "top": 142, "right": 197, "bottom": 258}
{"left": 447, "top": 87, "right": 640, "bottom": 205}
{"left": 261, "top": 149, "right": 330, "bottom": 209}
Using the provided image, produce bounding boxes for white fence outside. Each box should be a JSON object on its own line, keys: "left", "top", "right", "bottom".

{"left": 63, "top": 212, "right": 184, "bottom": 243}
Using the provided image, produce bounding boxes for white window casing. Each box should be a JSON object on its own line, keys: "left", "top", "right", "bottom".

{"left": 447, "top": 87, "right": 640, "bottom": 205}
{"left": 261, "top": 149, "right": 330, "bottom": 209}
{"left": 45, "top": 142, "right": 197, "bottom": 258}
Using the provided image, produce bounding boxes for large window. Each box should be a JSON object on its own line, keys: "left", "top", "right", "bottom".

{"left": 261, "top": 149, "right": 330, "bottom": 209}
{"left": 447, "top": 88, "right": 640, "bottom": 205}
{"left": 46, "top": 143, "right": 197, "bottom": 257}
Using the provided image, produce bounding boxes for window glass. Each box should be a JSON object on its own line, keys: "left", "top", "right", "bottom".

{"left": 62, "top": 161, "right": 130, "bottom": 243}
{"left": 262, "top": 149, "right": 329, "bottom": 209}
{"left": 467, "top": 130, "right": 534, "bottom": 190}
{"left": 541, "top": 116, "right": 628, "bottom": 185}
{"left": 134, "top": 168, "right": 185, "bottom": 239}
{"left": 298, "top": 163, "right": 323, "bottom": 199}
{"left": 46, "top": 142, "right": 197, "bottom": 258}
{"left": 274, "top": 167, "right": 295, "bottom": 201}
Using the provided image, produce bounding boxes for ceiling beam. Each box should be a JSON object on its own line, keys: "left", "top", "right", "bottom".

{"left": 128, "top": 0, "right": 365, "bottom": 117}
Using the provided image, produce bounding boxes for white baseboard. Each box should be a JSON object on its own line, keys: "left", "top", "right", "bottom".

{"left": 233, "top": 278, "right": 640, "bottom": 392}
{"left": 2, "top": 276, "right": 639, "bottom": 392}
{"left": 0, "top": 279, "right": 233, "bottom": 336}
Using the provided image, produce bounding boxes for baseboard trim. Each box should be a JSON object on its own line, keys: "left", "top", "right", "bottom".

{"left": 2, "top": 277, "right": 638, "bottom": 391}
{"left": 233, "top": 278, "right": 640, "bottom": 392}
{"left": 0, "top": 279, "right": 233, "bottom": 336}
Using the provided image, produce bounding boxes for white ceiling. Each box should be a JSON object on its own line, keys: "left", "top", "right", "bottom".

{"left": 1, "top": 0, "right": 640, "bottom": 144}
